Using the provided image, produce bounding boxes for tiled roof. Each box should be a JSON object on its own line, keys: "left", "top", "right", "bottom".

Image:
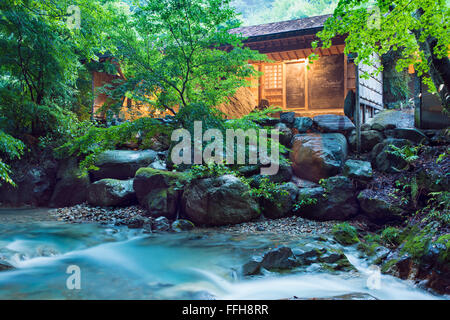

{"left": 231, "top": 14, "right": 332, "bottom": 38}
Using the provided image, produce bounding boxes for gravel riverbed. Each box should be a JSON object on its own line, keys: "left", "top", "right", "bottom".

{"left": 50, "top": 203, "right": 366, "bottom": 236}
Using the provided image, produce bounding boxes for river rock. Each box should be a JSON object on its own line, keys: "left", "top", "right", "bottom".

{"left": 182, "top": 174, "right": 259, "bottom": 226}
{"left": 261, "top": 247, "right": 297, "bottom": 270}
{"left": 348, "top": 130, "right": 384, "bottom": 152}
{"left": 290, "top": 133, "right": 348, "bottom": 183}
{"left": 126, "top": 215, "right": 152, "bottom": 231}
{"left": 274, "top": 123, "right": 293, "bottom": 147}
{"left": 261, "top": 182, "right": 298, "bottom": 219}
{"left": 384, "top": 128, "right": 428, "bottom": 144}
{"left": 148, "top": 159, "right": 167, "bottom": 171}
{"left": 293, "top": 117, "right": 313, "bottom": 133}
{"left": 0, "top": 159, "right": 57, "bottom": 207}
{"left": 49, "top": 158, "right": 90, "bottom": 208}
{"left": 0, "top": 261, "right": 14, "bottom": 271}
{"left": 133, "top": 168, "right": 184, "bottom": 219}
{"left": 87, "top": 179, "right": 136, "bottom": 207}
{"left": 242, "top": 259, "right": 262, "bottom": 276}
{"left": 296, "top": 176, "right": 358, "bottom": 221}
{"left": 90, "top": 150, "right": 158, "bottom": 181}
{"left": 313, "top": 114, "right": 355, "bottom": 133}
{"left": 357, "top": 189, "right": 404, "bottom": 223}
{"left": 280, "top": 112, "right": 296, "bottom": 127}
{"left": 366, "top": 110, "right": 414, "bottom": 129}
{"left": 153, "top": 216, "right": 170, "bottom": 232}
{"left": 343, "top": 159, "right": 373, "bottom": 182}
{"left": 133, "top": 168, "right": 184, "bottom": 202}
{"left": 371, "top": 123, "right": 385, "bottom": 132}
{"left": 417, "top": 167, "right": 450, "bottom": 193}
{"left": 290, "top": 176, "right": 319, "bottom": 189}
{"left": 171, "top": 219, "right": 195, "bottom": 232}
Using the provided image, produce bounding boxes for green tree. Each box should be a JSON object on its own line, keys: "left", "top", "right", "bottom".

{"left": 0, "top": 0, "right": 124, "bottom": 184}
{"left": 107, "top": 0, "right": 265, "bottom": 118}
{"left": 313, "top": 0, "right": 450, "bottom": 111}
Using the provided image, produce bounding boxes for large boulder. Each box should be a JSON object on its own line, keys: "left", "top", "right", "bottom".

{"left": 182, "top": 174, "right": 259, "bottom": 226}
{"left": 49, "top": 158, "right": 90, "bottom": 208}
{"left": 280, "top": 112, "right": 296, "bottom": 127}
{"left": 90, "top": 150, "right": 158, "bottom": 181}
{"left": 313, "top": 114, "right": 355, "bottom": 133}
{"left": 295, "top": 176, "right": 358, "bottom": 221}
{"left": 384, "top": 128, "right": 428, "bottom": 144}
{"left": 133, "top": 168, "right": 185, "bottom": 219}
{"left": 290, "top": 133, "right": 348, "bottom": 182}
{"left": 274, "top": 123, "right": 293, "bottom": 147}
{"left": 261, "top": 182, "right": 298, "bottom": 219}
{"left": 366, "top": 110, "right": 414, "bottom": 129}
{"left": 87, "top": 179, "right": 136, "bottom": 207}
{"left": 293, "top": 117, "right": 313, "bottom": 133}
{"left": 357, "top": 189, "right": 404, "bottom": 223}
{"left": 0, "top": 159, "right": 57, "bottom": 207}
{"left": 348, "top": 130, "right": 384, "bottom": 152}
{"left": 370, "top": 139, "right": 411, "bottom": 172}
{"left": 261, "top": 247, "right": 297, "bottom": 270}
{"left": 343, "top": 159, "right": 373, "bottom": 182}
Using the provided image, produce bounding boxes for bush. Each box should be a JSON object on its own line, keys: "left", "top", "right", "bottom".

{"left": 381, "top": 227, "right": 404, "bottom": 247}
{"left": 0, "top": 130, "right": 25, "bottom": 186}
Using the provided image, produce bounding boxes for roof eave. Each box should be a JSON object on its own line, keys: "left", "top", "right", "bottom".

{"left": 240, "top": 26, "right": 324, "bottom": 43}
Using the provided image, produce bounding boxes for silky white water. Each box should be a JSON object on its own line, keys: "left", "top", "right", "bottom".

{"left": 0, "top": 208, "right": 445, "bottom": 300}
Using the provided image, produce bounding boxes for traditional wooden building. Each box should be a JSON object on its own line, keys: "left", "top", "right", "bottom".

{"left": 91, "top": 14, "right": 384, "bottom": 123}
{"left": 231, "top": 14, "right": 384, "bottom": 122}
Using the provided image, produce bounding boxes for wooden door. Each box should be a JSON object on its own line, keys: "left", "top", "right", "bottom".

{"left": 286, "top": 62, "right": 306, "bottom": 109}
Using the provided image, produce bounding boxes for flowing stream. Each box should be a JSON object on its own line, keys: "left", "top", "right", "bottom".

{"left": 0, "top": 208, "right": 445, "bottom": 300}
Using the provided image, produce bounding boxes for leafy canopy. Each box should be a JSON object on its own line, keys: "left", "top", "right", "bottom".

{"left": 106, "top": 0, "right": 266, "bottom": 116}
{"left": 312, "top": 0, "right": 450, "bottom": 108}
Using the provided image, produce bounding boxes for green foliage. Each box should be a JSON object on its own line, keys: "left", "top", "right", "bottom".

{"left": 314, "top": 0, "right": 450, "bottom": 110}
{"left": 185, "top": 162, "right": 233, "bottom": 181}
{"left": 241, "top": 177, "right": 289, "bottom": 203}
{"left": 381, "top": 227, "right": 403, "bottom": 247}
{"left": 293, "top": 194, "right": 317, "bottom": 212}
{"left": 419, "top": 191, "right": 450, "bottom": 226}
{"left": 386, "top": 144, "right": 420, "bottom": 171}
{"left": 382, "top": 50, "right": 411, "bottom": 104}
{"left": 0, "top": 130, "right": 25, "bottom": 186}
{"left": 436, "top": 148, "right": 450, "bottom": 164}
{"left": 401, "top": 224, "right": 435, "bottom": 259}
{"left": 108, "top": 0, "right": 266, "bottom": 116}
{"left": 332, "top": 223, "right": 360, "bottom": 245}
{"left": 435, "top": 234, "right": 450, "bottom": 264}
{"left": 58, "top": 117, "right": 168, "bottom": 174}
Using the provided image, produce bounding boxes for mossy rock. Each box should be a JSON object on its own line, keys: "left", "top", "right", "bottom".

{"left": 400, "top": 224, "right": 436, "bottom": 260}
{"left": 332, "top": 223, "right": 360, "bottom": 245}
{"left": 381, "top": 258, "right": 400, "bottom": 274}
{"left": 133, "top": 168, "right": 186, "bottom": 204}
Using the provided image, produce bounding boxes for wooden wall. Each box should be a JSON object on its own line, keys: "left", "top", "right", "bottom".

{"left": 250, "top": 48, "right": 354, "bottom": 117}
{"left": 358, "top": 53, "right": 383, "bottom": 111}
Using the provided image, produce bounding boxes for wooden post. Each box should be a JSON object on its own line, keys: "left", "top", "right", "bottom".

{"left": 91, "top": 71, "right": 95, "bottom": 121}
{"left": 355, "top": 63, "right": 361, "bottom": 153}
